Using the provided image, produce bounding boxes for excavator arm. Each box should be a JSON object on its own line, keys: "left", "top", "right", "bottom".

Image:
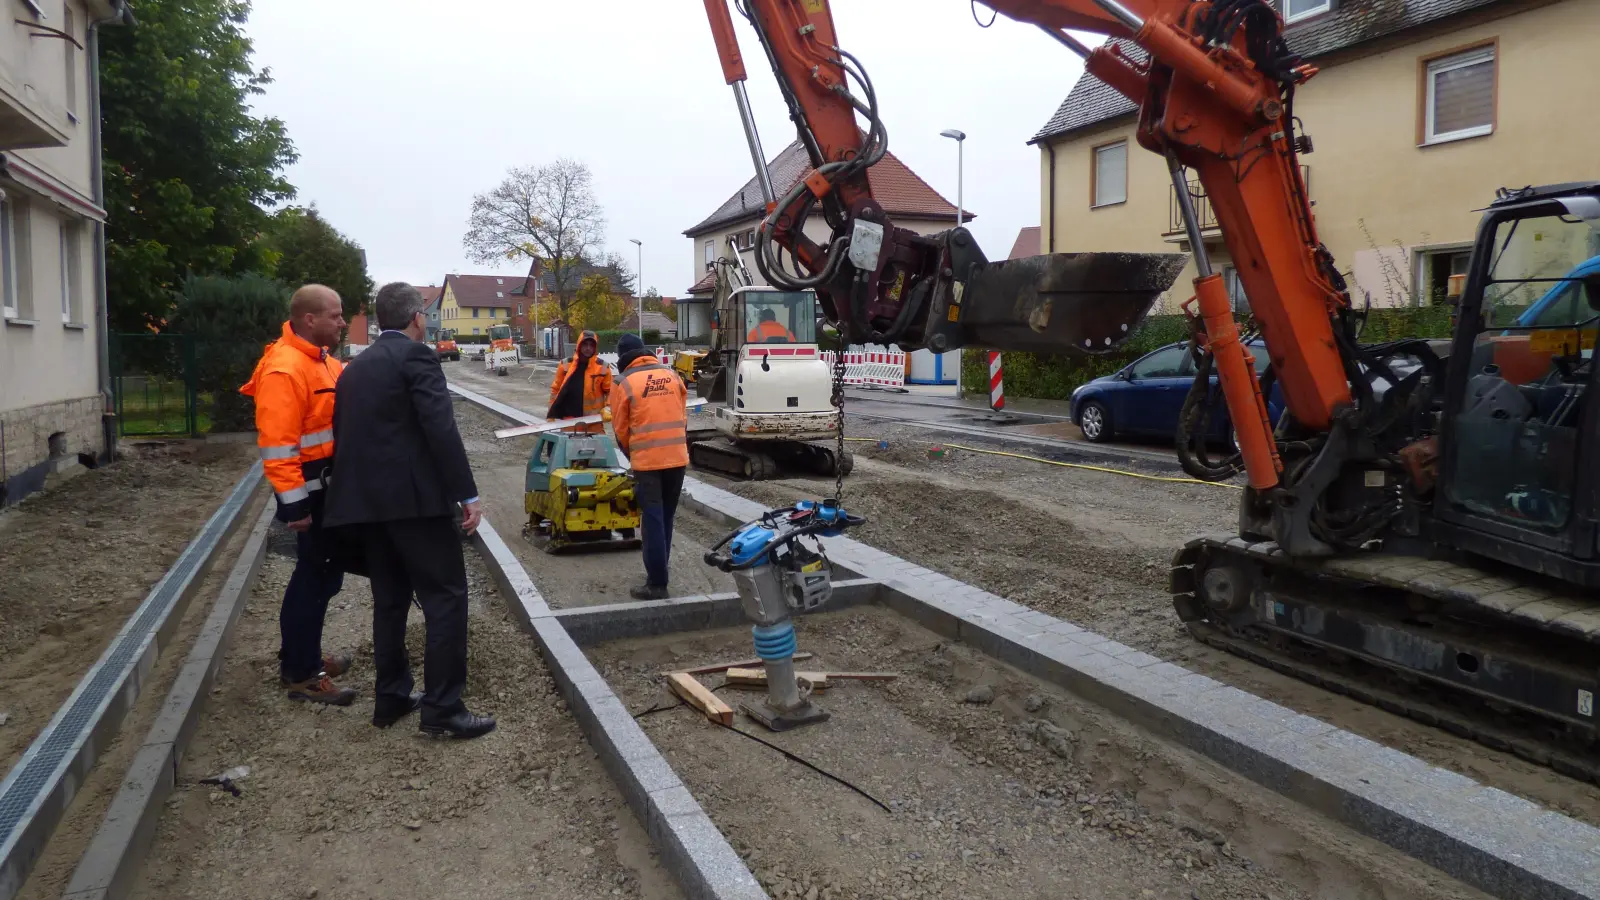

{"left": 701, "top": 0, "right": 1365, "bottom": 502}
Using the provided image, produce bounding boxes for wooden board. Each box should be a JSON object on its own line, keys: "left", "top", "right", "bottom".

{"left": 723, "top": 667, "right": 829, "bottom": 690}
{"left": 670, "top": 652, "right": 815, "bottom": 677}
{"left": 665, "top": 673, "right": 734, "bottom": 726}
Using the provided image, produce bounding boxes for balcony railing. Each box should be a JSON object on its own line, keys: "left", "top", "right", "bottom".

{"left": 1165, "top": 166, "right": 1310, "bottom": 238}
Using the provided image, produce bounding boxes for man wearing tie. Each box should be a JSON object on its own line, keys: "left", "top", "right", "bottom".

{"left": 324, "top": 282, "right": 495, "bottom": 739}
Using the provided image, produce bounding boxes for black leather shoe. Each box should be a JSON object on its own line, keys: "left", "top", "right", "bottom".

{"left": 629, "top": 584, "right": 669, "bottom": 601}
{"left": 420, "top": 710, "right": 497, "bottom": 739}
{"left": 372, "top": 691, "right": 423, "bottom": 728}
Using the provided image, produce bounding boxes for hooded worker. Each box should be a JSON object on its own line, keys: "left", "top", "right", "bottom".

{"left": 547, "top": 330, "right": 612, "bottom": 433}
{"left": 609, "top": 333, "right": 689, "bottom": 600}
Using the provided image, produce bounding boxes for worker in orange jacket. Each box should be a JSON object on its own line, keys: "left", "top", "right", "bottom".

{"left": 608, "top": 333, "right": 688, "bottom": 600}
{"left": 239, "top": 284, "right": 357, "bottom": 706}
{"left": 746, "top": 308, "right": 795, "bottom": 344}
{"left": 547, "top": 330, "right": 611, "bottom": 433}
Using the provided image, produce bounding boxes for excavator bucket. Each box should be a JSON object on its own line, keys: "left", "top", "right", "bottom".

{"left": 930, "top": 251, "right": 1189, "bottom": 355}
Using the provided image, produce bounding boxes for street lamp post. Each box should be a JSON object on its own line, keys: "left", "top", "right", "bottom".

{"left": 629, "top": 238, "right": 643, "bottom": 338}
{"left": 939, "top": 129, "right": 966, "bottom": 397}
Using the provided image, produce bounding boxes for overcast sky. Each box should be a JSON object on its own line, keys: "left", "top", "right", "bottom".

{"left": 242, "top": 1, "right": 1091, "bottom": 297}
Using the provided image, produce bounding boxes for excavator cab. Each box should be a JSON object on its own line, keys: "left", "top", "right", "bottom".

{"left": 1433, "top": 183, "right": 1600, "bottom": 582}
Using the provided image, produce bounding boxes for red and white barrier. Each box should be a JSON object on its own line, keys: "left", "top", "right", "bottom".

{"left": 656, "top": 346, "right": 671, "bottom": 365}
{"left": 988, "top": 351, "right": 1005, "bottom": 410}
{"left": 820, "top": 346, "right": 906, "bottom": 391}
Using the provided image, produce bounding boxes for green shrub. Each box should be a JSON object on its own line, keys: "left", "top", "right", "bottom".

{"left": 960, "top": 314, "right": 1189, "bottom": 400}
{"left": 166, "top": 273, "right": 290, "bottom": 432}
{"left": 591, "top": 329, "right": 662, "bottom": 351}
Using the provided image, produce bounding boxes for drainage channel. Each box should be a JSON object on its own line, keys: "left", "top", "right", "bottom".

{"left": 449, "top": 381, "right": 1600, "bottom": 900}
{"left": 0, "top": 463, "right": 263, "bottom": 900}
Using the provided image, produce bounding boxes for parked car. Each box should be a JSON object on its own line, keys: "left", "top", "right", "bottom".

{"left": 1069, "top": 341, "right": 1283, "bottom": 444}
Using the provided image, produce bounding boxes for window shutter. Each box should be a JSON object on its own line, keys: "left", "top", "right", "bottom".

{"left": 1429, "top": 48, "right": 1494, "bottom": 139}
{"left": 1094, "top": 142, "right": 1127, "bottom": 207}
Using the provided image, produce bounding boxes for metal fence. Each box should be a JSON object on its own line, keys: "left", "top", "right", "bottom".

{"left": 111, "top": 333, "right": 268, "bottom": 438}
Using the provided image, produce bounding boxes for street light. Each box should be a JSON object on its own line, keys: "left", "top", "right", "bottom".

{"left": 939, "top": 129, "right": 965, "bottom": 227}
{"left": 940, "top": 129, "right": 966, "bottom": 398}
{"left": 629, "top": 238, "right": 643, "bottom": 338}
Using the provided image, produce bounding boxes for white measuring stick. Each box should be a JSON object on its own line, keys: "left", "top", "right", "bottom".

{"left": 493, "top": 398, "right": 706, "bottom": 440}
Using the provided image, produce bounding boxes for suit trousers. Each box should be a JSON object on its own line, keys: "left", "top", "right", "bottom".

{"left": 279, "top": 495, "right": 344, "bottom": 683}
{"left": 633, "top": 466, "right": 685, "bottom": 589}
{"left": 359, "top": 517, "right": 470, "bottom": 720}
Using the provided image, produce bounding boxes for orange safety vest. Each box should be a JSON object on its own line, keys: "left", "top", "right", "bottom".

{"left": 609, "top": 356, "right": 688, "bottom": 471}
{"left": 747, "top": 319, "right": 795, "bottom": 343}
{"left": 548, "top": 339, "right": 613, "bottom": 434}
{"left": 240, "top": 321, "right": 342, "bottom": 520}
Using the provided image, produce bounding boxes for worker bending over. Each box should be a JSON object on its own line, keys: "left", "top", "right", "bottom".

{"left": 547, "top": 329, "right": 611, "bottom": 433}
{"left": 747, "top": 308, "right": 795, "bottom": 343}
{"left": 609, "top": 333, "right": 689, "bottom": 600}
{"left": 240, "top": 284, "right": 356, "bottom": 706}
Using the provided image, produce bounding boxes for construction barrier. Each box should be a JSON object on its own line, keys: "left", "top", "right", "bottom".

{"left": 989, "top": 351, "right": 1005, "bottom": 410}
{"left": 820, "top": 346, "right": 907, "bottom": 391}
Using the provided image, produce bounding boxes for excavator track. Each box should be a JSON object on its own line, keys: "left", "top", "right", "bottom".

{"left": 689, "top": 437, "right": 852, "bottom": 481}
{"left": 1172, "top": 535, "right": 1600, "bottom": 784}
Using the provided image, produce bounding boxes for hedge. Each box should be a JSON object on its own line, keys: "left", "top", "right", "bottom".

{"left": 960, "top": 305, "right": 1492, "bottom": 401}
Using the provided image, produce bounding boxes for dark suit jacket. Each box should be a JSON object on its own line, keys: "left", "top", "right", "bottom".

{"left": 323, "top": 332, "right": 478, "bottom": 527}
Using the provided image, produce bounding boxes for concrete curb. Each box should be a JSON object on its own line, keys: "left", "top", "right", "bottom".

{"left": 0, "top": 464, "right": 264, "bottom": 900}
{"left": 61, "top": 502, "right": 275, "bottom": 900}
{"left": 678, "top": 478, "right": 1600, "bottom": 900}
{"left": 470, "top": 519, "right": 767, "bottom": 900}
{"left": 553, "top": 579, "right": 882, "bottom": 647}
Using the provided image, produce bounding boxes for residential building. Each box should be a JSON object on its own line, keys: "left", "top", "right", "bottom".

{"left": 1008, "top": 226, "right": 1041, "bottom": 261}
{"left": 437, "top": 273, "right": 522, "bottom": 337}
{"left": 418, "top": 284, "right": 442, "bottom": 340}
{"left": 681, "top": 140, "right": 969, "bottom": 341}
{"left": 1030, "top": 0, "right": 1594, "bottom": 313}
{"left": 618, "top": 309, "right": 677, "bottom": 339}
{"left": 503, "top": 257, "right": 632, "bottom": 346}
{"left": 1, "top": 0, "right": 130, "bottom": 505}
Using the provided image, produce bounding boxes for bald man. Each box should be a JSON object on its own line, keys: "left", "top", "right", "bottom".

{"left": 241, "top": 284, "right": 358, "bottom": 706}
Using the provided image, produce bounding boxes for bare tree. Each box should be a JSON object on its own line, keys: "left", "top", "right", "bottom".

{"left": 463, "top": 158, "right": 606, "bottom": 319}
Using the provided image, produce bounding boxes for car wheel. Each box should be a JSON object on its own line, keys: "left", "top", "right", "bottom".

{"left": 1079, "top": 400, "right": 1113, "bottom": 443}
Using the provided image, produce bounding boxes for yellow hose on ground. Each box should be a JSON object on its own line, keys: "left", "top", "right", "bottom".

{"left": 843, "top": 437, "right": 1241, "bottom": 490}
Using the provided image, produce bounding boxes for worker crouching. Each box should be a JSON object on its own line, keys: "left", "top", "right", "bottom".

{"left": 239, "top": 284, "right": 357, "bottom": 706}
{"left": 609, "top": 333, "right": 688, "bottom": 600}
{"left": 547, "top": 330, "right": 612, "bottom": 432}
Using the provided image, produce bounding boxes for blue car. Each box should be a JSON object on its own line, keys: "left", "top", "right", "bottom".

{"left": 1069, "top": 341, "right": 1282, "bottom": 444}
{"left": 1514, "top": 255, "right": 1600, "bottom": 327}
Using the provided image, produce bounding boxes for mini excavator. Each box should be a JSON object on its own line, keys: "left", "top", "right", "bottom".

{"left": 699, "top": 0, "right": 1600, "bottom": 776}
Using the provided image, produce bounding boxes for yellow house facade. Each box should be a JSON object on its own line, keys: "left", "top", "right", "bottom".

{"left": 1032, "top": 0, "right": 1595, "bottom": 314}
{"left": 436, "top": 273, "right": 515, "bottom": 336}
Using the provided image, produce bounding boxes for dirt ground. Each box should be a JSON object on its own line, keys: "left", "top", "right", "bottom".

{"left": 131, "top": 528, "right": 681, "bottom": 900}
{"left": 0, "top": 440, "right": 254, "bottom": 771}
{"left": 591, "top": 607, "right": 1482, "bottom": 900}
{"left": 453, "top": 400, "right": 736, "bottom": 606}
{"left": 442, "top": 360, "right": 1600, "bottom": 830}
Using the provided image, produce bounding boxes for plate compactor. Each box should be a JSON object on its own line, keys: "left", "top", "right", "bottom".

{"left": 523, "top": 430, "right": 640, "bottom": 553}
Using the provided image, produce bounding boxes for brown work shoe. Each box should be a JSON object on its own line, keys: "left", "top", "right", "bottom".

{"left": 286, "top": 675, "right": 357, "bottom": 707}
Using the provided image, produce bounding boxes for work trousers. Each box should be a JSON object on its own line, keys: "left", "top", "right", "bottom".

{"left": 634, "top": 466, "right": 686, "bottom": 589}
{"left": 279, "top": 495, "right": 344, "bottom": 683}
{"left": 359, "top": 517, "right": 470, "bottom": 722}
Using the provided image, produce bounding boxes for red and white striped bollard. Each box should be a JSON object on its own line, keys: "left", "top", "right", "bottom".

{"left": 988, "top": 352, "right": 1004, "bottom": 411}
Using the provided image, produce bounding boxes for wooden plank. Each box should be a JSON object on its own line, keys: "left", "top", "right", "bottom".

{"left": 666, "top": 673, "right": 734, "bottom": 726}
{"left": 723, "top": 668, "right": 830, "bottom": 690}
{"left": 824, "top": 672, "right": 899, "bottom": 682}
{"left": 671, "top": 652, "right": 815, "bottom": 678}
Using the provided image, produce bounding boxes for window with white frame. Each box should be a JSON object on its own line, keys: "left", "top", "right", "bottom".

{"left": 60, "top": 218, "right": 81, "bottom": 323}
{"left": 63, "top": 4, "right": 78, "bottom": 120}
{"left": 1283, "top": 0, "right": 1330, "bottom": 23}
{"left": 1092, "top": 141, "right": 1127, "bottom": 208}
{"left": 1424, "top": 45, "right": 1495, "bottom": 144}
{"left": 1, "top": 196, "right": 16, "bottom": 319}
{"left": 704, "top": 240, "right": 714, "bottom": 269}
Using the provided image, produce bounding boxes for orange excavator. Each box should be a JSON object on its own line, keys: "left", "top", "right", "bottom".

{"left": 703, "top": 0, "right": 1600, "bottom": 777}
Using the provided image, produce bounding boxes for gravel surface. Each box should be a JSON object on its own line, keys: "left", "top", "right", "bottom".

{"left": 0, "top": 440, "right": 253, "bottom": 771}
{"left": 592, "top": 608, "right": 1481, "bottom": 900}
{"left": 689, "top": 429, "right": 1600, "bottom": 828}
{"left": 131, "top": 530, "right": 680, "bottom": 900}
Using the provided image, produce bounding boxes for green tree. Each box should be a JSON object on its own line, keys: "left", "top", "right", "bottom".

{"left": 567, "top": 274, "right": 628, "bottom": 331}
{"left": 101, "top": 0, "right": 297, "bottom": 331}
{"left": 263, "top": 206, "right": 375, "bottom": 321}
{"left": 642, "top": 287, "right": 675, "bottom": 322}
{"left": 166, "top": 273, "right": 289, "bottom": 431}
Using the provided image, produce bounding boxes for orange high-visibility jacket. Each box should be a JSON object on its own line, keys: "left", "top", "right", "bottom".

{"left": 240, "top": 321, "right": 342, "bottom": 521}
{"left": 609, "top": 356, "right": 688, "bottom": 471}
{"left": 747, "top": 319, "right": 795, "bottom": 343}
{"left": 548, "top": 334, "right": 613, "bottom": 434}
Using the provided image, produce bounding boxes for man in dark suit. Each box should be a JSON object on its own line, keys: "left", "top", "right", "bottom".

{"left": 324, "top": 282, "right": 496, "bottom": 739}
